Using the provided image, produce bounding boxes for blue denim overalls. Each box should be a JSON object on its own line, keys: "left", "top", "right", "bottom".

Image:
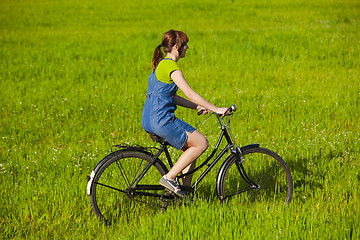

{"left": 142, "top": 60, "right": 196, "bottom": 150}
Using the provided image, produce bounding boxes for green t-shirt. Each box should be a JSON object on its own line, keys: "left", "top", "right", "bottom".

{"left": 155, "top": 58, "right": 180, "bottom": 84}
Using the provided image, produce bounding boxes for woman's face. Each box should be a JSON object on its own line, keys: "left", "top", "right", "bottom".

{"left": 179, "top": 43, "right": 189, "bottom": 58}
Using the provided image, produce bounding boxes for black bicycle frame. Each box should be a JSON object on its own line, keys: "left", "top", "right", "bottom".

{"left": 127, "top": 114, "right": 258, "bottom": 198}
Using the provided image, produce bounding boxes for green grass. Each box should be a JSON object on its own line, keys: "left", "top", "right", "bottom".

{"left": 1, "top": 0, "right": 359, "bottom": 238}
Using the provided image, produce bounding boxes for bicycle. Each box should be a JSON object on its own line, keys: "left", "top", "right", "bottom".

{"left": 86, "top": 105, "right": 293, "bottom": 225}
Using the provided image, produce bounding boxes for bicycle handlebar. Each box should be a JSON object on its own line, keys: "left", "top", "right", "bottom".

{"left": 197, "top": 104, "right": 237, "bottom": 116}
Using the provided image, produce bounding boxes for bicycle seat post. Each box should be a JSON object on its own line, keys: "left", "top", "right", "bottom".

{"left": 148, "top": 133, "right": 174, "bottom": 168}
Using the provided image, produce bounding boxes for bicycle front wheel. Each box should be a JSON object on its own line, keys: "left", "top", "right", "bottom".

{"left": 89, "top": 150, "right": 168, "bottom": 225}
{"left": 217, "top": 147, "right": 293, "bottom": 205}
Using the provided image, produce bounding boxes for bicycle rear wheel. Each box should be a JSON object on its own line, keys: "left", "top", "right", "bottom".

{"left": 89, "top": 151, "right": 168, "bottom": 225}
{"left": 217, "top": 147, "right": 293, "bottom": 205}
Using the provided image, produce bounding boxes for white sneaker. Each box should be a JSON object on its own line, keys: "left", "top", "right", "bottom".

{"left": 159, "top": 176, "right": 185, "bottom": 198}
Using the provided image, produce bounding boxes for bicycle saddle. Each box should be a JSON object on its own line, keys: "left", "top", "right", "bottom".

{"left": 148, "top": 133, "right": 168, "bottom": 145}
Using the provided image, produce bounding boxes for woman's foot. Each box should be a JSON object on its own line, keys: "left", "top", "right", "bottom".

{"left": 159, "top": 175, "right": 185, "bottom": 198}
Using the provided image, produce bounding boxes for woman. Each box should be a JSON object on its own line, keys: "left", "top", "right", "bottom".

{"left": 142, "top": 30, "right": 228, "bottom": 197}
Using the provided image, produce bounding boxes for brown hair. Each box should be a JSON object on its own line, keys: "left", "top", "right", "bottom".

{"left": 152, "top": 29, "right": 189, "bottom": 72}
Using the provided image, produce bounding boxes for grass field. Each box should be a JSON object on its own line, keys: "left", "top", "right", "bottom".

{"left": 1, "top": 0, "right": 359, "bottom": 238}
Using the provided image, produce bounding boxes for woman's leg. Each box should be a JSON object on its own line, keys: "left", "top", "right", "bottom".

{"left": 180, "top": 159, "right": 196, "bottom": 186}
{"left": 165, "top": 130, "right": 209, "bottom": 186}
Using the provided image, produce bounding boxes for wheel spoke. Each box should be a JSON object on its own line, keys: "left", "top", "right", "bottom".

{"left": 94, "top": 181, "right": 127, "bottom": 194}
{"left": 115, "top": 160, "right": 130, "bottom": 187}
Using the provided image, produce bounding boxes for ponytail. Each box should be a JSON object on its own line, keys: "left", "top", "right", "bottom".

{"left": 151, "top": 30, "right": 188, "bottom": 72}
{"left": 152, "top": 44, "right": 164, "bottom": 72}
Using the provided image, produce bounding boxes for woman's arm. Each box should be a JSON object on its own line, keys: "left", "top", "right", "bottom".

{"left": 171, "top": 70, "right": 228, "bottom": 114}
{"left": 173, "top": 94, "right": 211, "bottom": 114}
{"left": 173, "top": 94, "right": 197, "bottom": 109}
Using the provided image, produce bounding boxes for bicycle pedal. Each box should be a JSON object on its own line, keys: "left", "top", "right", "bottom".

{"left": 164, "top": 189, "right": 175, "bottom": 195}
{"left": 160, "top": 189, "right": 175, "bottom": 202}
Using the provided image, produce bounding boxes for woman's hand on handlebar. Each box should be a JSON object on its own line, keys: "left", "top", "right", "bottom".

{"left": 196, "top": 106, "right": 211, "bottom": 115}
{"left": 216, "top": 107, "right": 231, "bottom": 116}
{"left": 197, "top": 106, "right": 232, "bottom": 116}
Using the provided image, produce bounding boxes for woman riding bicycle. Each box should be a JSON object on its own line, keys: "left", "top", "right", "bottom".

{"left": 142, "top": 29, "right": 228, "bottom": 197}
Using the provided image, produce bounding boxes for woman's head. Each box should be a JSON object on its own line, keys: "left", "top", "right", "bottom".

{"left": 152, "top": 30, "right": 189, "bottom": 72}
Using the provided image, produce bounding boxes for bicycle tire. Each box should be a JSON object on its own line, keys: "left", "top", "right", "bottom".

{"left": 89, "top": 150, "right": 169, "bottom": 225}
{"left": 217, "top": 147, "right": 293, "bottom": 205}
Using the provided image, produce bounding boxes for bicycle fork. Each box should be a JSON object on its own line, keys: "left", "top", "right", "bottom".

{"left": 234, "top": 149, "right": 260, "bottom": 189}
{"left": 218, "top": 149, "right": 260, "bottom": 201}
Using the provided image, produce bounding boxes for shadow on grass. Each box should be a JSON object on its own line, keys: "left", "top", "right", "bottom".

{"left": 284, "top": 149, "right": 349, "bottom": 202}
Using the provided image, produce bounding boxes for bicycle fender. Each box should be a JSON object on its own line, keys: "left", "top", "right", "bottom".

{"left": 240, "top": 143, "right": 259, "bottom": 152}
{"left": 87, "top": 150, "right": 129, "bottom": 196}
{"left": 87, "top": 150, "right": 126, "bottom": 196}
{"left": 86, "top": 147, "right": 159, "bottom": 196}
{"left": 87, "top": 170, "right": 95, "bottom": 195}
